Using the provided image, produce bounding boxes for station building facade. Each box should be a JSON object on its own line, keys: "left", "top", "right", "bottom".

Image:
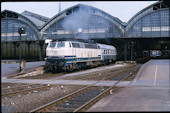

{"left": 125, "top": 1, "right": 170, "bottom": 60}
{"left": 1, "top": 0, "right": 170, "bottom": 60}
{"left": 1, "top": 10, "right": 50, "bottom": 60}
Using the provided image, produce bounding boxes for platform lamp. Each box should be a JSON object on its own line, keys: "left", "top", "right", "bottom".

{"left": 18, "top": 27, "right": 26, "bottom": 72}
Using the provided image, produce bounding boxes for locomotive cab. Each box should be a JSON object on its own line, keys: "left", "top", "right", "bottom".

{"left": 45, "top": 41, "right": 71, "bottom": 71}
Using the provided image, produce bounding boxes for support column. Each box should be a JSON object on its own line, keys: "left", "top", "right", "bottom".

{"left": 130, "top": 41, "right": 135, "bottom": 61}
{"left": 39, "top": 41, "right": 43, "bottom": 61}
{"left": 27, "top": 42, "right": 30, "bottom": 59}
{"left": 38, "top": 33, "right": 43, "bottom": 61}
{"left": 131, "top": 43, "right": 133, "bottom": 61}
{"left": 124, "top": 39, "right": 127, "bottom": 61}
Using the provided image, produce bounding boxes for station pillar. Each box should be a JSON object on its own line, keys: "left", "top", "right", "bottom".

{"left": 38, "top": 41, "right": 43, "bottom": 61}
{"left": 124, "top": 40, "right": 127, "bottom": 61}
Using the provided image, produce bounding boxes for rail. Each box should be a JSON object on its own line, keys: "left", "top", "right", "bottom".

{"left": 29, "top": 65, "right": 140, "bottom": 112}
{"left": 2, "top": 84, "right": 51, "bottom": 97}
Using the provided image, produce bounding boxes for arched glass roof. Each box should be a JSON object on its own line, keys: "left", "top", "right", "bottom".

{"left": 1, "top": 1, "right": 169, "bottom": 40}
{"left": 1, "top": 10, "right": 40, "bottom": 41}
{"left": 1, "top": 10, "right": 39, "bottom": 34}
{"left": 126, "top": 1, "right": 169, "bottom": 33}
{"left": 21, "top": 11, "right": 50, "bottom": 28}
{"left": 40, "top": 4, "right": 125, "bottom": 34}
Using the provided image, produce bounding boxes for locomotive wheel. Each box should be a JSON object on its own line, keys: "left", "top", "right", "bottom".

{"left": 76, "top": 63, "right": 82, "bottom": 70}
{"left": 68, "top": 65, "right": 73, "bottom": 72}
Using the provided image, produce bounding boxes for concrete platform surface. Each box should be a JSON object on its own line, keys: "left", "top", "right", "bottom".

{"left": 87, "top": 59, "right": 170, "bottom": 111}
{"left": 132, "top": 59, "right": 170, "bottom": 86}
{"left": 1, "top": 61, "right": 45, "bottom": 77}
{"left": 1, "top": 78, "right": 130, "bottom": 87}
{"left": 87, "top": 86, "right": 170, "bottom": 111}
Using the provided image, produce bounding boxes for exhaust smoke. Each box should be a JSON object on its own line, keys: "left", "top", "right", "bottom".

{"left": 61, "top": 4, "right": 111, "bottom": 40}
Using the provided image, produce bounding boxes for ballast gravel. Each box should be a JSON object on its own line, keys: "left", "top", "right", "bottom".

{"left": 2, "top": 84, "right": 85, "bottom": 112}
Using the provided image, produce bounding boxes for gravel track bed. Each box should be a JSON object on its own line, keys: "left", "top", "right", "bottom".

{"left": 2, "top": 84, "right": 85, "bottom": 112}
{"left": 1, "top": 83, "right": 30, "bottom": 89}
{"left": 61, "top": 65, "right": 135, "bottom": 81}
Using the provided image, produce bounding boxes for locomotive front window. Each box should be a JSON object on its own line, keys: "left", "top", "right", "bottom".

{"left": 57, "top": 42, "right": 65, "bottom": 48}
{"left": 49, "top": 42, "right": 56, "bottom": 48}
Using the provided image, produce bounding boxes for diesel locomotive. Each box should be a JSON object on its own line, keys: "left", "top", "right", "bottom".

{"left": 44, "top": 38, "right": 117, "bottom": 72}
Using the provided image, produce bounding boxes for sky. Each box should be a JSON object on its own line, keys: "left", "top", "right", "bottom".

{"left": 1, "top": 1, "right": 158, "bottom": 22}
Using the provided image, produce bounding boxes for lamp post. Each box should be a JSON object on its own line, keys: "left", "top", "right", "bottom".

{"left": 18, "top": 27, "right": 26, "bottom": 72}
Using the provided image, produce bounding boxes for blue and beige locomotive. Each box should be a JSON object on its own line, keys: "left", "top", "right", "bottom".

{"left": 44, "top": 39, "right": 117, "bottom": 71}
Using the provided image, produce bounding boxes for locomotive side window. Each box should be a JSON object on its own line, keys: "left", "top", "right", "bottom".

{"left": 57, "top": 42, "right": 65, "bottom": 48}
{"left": 85, "top": 44, "right": 98, "bottom": 49}
{"left": 49, "top": 42, "right": 56, "bottom": 48}
{"left": 72, "top": 43, "right": 81, "bottom": 48}
{"left": 80, "top": 43, "right": 85, "bottom": 48}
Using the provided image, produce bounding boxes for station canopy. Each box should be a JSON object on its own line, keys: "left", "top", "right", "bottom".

{"left": 1, "top": 0, "right": 170, "bottom": 42}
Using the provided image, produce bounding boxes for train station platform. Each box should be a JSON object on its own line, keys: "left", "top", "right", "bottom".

{"left": 1, "top": 60, "right": 45, "bottom": 77}
{"left": 1, "top": 63, "right": 129, "bottom": 86}
{"left": 1, "top": 78, "right": 131, "bottom": 87}
{"left": 131, "top": 59, "right": 170, "bottom": 86}
{"left": 87, "top": 59, "right": 170, "bottom": 111}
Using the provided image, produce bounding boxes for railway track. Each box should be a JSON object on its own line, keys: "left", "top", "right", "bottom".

{"left": 1, "top": 84, "right": 51, "bottom": 97}
{"left": 104, "top": 65, "right": 141, "bottom": 81}
{"left": 30, "top": 85, "right": 123, "bottom": 112}
{"left": 62, "top": 64, "right": 138, "bottom": 81}
{"left": 29, "top": 64, "right": 140, "bottom": 112}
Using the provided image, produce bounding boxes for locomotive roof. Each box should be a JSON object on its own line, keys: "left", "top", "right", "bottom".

{"left": 97, "top": 43, "right": 116, "bottom": 49}
{"left": 51, "top": 38, "right": 96, "bottom": 44}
